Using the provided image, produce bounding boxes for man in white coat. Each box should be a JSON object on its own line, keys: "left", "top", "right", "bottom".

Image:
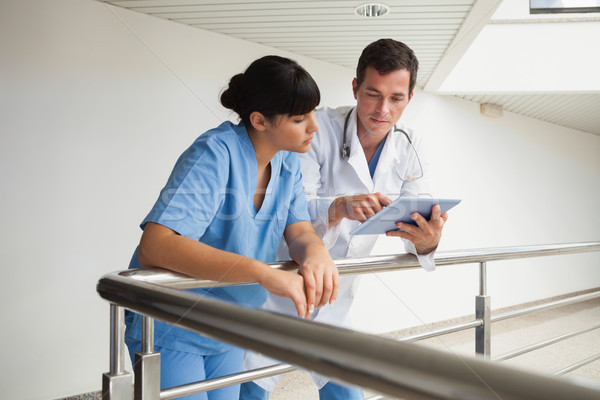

{"left": 241, "top": 39, "right": 448, "bottom": 399}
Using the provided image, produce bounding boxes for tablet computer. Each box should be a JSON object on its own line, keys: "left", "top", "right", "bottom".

{"left": 349, "top": 197, "right": 461, "bottom": 235}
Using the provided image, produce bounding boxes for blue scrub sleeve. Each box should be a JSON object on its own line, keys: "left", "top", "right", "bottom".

{"left": 285, "top": 155, "right": 310, "bottom": 226}
{"left": 142, "top": 138, "right": 229, "bottom": 240}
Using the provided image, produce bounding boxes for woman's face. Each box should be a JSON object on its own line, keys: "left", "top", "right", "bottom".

{"left": 265, "top": 110, "right": 319, "bottom": 153}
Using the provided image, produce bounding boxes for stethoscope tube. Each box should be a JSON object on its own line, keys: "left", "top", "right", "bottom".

{"left": 340, "top": 107, "right": 423, "bottom": 180}
{"left": 341, "top": 108, "right": 352, "bottom": 159}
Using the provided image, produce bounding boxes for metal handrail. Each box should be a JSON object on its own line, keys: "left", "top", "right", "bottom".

{"left": 395, "top": 290, "right": 600, "bottom": 343}
{"left": 491, "top": 291, "right": 600, "bottom": 322}
{"left": 98, "top": 242, "right": 600, "bottom": 399}
{"left": 555, "top": 354, "right": 600, "bottom": 376}
{"left": 97, "top": 267, "right": 600, "bottom": 400}
{"left": 120, "top": 241, "right": 600, "bottom": 288}
{"left": 494, "top": 323, "right": 600, "bottom": 361}
{"left": 398, "top": 319, "right": 483, "bottom": 342}
{"left": 161, "top": 364, "right": 295, "bottom": 400}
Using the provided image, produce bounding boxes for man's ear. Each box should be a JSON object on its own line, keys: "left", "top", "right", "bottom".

{"left": 352, "top": 78, "right": 358, "bottom": 100}
{"left": 249, "top": 111, "right": 267, "bottom": 132}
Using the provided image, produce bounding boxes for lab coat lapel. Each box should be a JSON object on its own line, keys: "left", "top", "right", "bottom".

{"left": 373, "top": 130, "right": 400, "bottom": 179}
{"left": 346, "top": 112, "right": 374, "bottom": 192}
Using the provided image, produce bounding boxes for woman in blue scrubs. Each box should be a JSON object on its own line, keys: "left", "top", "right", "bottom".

{"left": 125, "top": 55, "right": 339, "bottom": 399}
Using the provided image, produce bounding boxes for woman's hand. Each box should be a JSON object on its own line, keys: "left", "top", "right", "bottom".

{"left": 284, "top": 221, "right": 340, "bottom": 314}
{"left": 297, "top": 252, "right": 339, "bottom": 312}
{"left": 258, "top": 267, "right": 309, "bottom": 318}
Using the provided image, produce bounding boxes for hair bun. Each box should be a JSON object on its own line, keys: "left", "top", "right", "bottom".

{"left": 220, "top": 73, "right": 246, "bottom": 115}
{"left": 219, "top": 56, "right": 320, "bottom": 127}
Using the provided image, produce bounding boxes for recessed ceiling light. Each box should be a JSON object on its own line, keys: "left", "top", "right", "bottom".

{"left": 354, "top": 3, "right": 390, "bottom": 18}
{"left": 480, "top": 103, "right": 504, "bottom": 118}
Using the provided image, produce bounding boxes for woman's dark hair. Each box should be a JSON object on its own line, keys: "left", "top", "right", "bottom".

{"left": 221, "top": 55, "right": 320, "bottom": 127}
{"left": 356, "top": 39, "right": 419, "bottom": 95}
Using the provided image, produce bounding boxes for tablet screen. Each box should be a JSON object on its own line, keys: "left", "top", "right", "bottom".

{"left": 349, "top": 197, "right": 461, "bottom": 235}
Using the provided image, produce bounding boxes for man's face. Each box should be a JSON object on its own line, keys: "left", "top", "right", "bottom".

{"left": 353, "top": 66, "right": 412, "bottom": 139}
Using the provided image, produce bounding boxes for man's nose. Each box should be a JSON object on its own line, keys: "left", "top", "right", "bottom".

{"left": 376, "top": 99, "right": 390, "bottom": 115}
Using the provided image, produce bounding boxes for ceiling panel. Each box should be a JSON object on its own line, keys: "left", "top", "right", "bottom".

{"left": 100, "top": 0, "right": 600, "bottom": 136}
{"left": 102, "top": 0, "right": 473, "bottom": 88}
{"left": 458, "top": 93, "right": 600, "bottom": 135}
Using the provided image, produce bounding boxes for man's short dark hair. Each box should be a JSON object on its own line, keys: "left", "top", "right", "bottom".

{"left": 356, "top": 38, "right": 419, "bottom": 94}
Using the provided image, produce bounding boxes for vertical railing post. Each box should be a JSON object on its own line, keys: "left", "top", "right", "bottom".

{"left": 134, "top": 316, "right": 161, "bottom": 400}
{"left": 102, "top": 304, "right": 133, "bottom": 400}
{"left": 475, "top": 261, "right": 491, "bottom": 357}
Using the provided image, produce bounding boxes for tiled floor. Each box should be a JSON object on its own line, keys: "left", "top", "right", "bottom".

{"left": 59, "top": 393, "right": 101, "bottom": 400}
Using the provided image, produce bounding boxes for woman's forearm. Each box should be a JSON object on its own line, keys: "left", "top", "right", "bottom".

{"left": 138, "top": 222, "right": 268, "bottom": 283}
{"left": 139, "top": 222, "right": 311, "bottom": 317}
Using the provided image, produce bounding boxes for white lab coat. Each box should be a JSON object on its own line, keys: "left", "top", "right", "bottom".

{"left": 244, "top": 106, "right": 436, "bottom": 390}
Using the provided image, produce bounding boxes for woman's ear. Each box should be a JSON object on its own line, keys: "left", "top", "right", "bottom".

{"left": 249, "top": 111, "right": 267, "bottom": 132}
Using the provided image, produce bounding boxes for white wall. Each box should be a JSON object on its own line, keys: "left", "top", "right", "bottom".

{"left": 0, "top": 0, "right": 598, "bottom": 399}
{"left": 354, "top": 91, "right": 600, "bottom": 332}
{"left": 0, "top": 1, "right": 353, "bottom": 399}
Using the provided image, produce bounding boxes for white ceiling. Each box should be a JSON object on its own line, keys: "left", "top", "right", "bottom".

{"left": 100, "top": 0, "right": 600, "bottom": 136}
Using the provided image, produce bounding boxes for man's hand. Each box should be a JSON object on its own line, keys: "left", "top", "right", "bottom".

{"left": 386, "top": 204, "right": 448, "bottom": 254}
{"left": 329, "top": 192, "right": 392, "bottom": 228}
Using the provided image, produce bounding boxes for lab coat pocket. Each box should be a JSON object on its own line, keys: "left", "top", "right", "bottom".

{"left": 392, "top": 162, "right": 414, "bottom": 184}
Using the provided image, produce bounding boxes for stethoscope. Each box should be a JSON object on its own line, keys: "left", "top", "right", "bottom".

{"left": 340, "top": 108, "right": 424, "bottom": 181}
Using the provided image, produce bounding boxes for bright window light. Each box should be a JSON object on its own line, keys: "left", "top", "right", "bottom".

{"left": 530, "top": 0, "right": 600, "bottom": 14}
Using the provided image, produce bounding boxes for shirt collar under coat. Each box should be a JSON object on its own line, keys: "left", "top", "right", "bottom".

{"left": 345, "top": 107, "right": 402, "bottom": 187}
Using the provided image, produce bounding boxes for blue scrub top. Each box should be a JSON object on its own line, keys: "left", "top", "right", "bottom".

{"left": 126, "top": 121, "right": 310, "bottom": 354}
{"left": 368, "top": 134, "right": 387, "bottom": 178}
